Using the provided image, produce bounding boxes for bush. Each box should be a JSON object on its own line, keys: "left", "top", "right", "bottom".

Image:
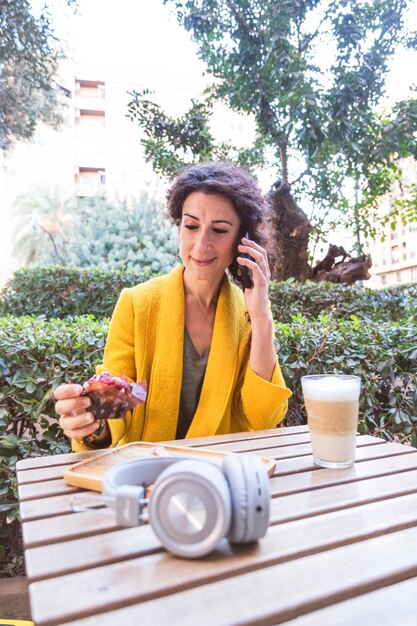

{"left": 11, "top": 188, "right": 178, "bottom": 274}
{"left": 0, "top": 315, "right": 108, "bottom": 564}
{"left": 62, "top": 195, "right": 178, "bottom": 274}
{"left": 2, "top": 267, "right": 416, "bottom": 321}
{"left": 269, "top": 279, "right": 417, "bottom": 323}
{"left": 0, "top": 266, "right": 153, "bottom": 319}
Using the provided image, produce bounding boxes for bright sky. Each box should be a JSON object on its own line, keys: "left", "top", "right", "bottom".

{"left": 58, "top": 0, "right": 416, "bottom": 103}
{"left": 61, "top": 0, "right": 206, "bottom": 82}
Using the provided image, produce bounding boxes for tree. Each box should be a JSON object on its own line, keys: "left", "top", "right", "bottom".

{"left": 12, "top": 187, "right": 179, "bottom": 274}
{"left": 63, "top": 193, "right": 178, "bottom": 274}
{"left": 128, "top": 0, "right": 417, "bottom": 282}
{"left": 0, "top": 0, "right": 76, "bottom": 151}
{"left": 12, "top": 186, "right": 76, "bottom": 265}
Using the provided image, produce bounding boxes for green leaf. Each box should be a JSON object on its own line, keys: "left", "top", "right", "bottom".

{"left": 0, "top": 434, "right": 20, "bottom": 450}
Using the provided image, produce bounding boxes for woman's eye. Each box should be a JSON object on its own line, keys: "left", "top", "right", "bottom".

{"left": 184, "top": 224, "right": 198, "bottom": 230}
{"left": 213, "top": 228, "right": 227, "bottom": 234}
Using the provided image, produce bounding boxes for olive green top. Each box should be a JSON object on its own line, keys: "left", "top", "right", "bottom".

{"left": 176, "top": 327, "right": 210, "bottom": 439}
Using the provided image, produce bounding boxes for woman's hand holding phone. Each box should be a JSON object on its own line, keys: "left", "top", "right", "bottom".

{"left": 237, "top": 233, "right": 271, "bottom": 321}
{"left": 237, "top": 234, "right": 276, "bottom": 381}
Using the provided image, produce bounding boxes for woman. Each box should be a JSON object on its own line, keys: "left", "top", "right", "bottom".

{"left": 54, "top": 162, "right": 291, "bottom": 451}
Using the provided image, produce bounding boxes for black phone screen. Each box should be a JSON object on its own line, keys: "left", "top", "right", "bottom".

{"left": 239, "top": 231, "right": 254, "bottom": 289}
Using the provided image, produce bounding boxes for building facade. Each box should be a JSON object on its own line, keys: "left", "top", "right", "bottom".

{"left": 367, "top": 160, "right": 417, "bottom": 287}
{"left": 0, "top": 60, "right": 254, "bottom": 285}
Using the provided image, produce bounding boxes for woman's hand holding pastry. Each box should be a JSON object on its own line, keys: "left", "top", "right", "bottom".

{"left": 54, "top": 383, "right": 99, "bottom": 439}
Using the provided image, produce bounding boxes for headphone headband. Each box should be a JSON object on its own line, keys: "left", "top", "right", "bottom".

{"left": 102, "top": 456, "right": 201, "bottom": 497}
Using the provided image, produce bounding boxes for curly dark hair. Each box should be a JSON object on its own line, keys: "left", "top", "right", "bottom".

{"left": 166, "top": 161, "right": 270, "bottom": 287}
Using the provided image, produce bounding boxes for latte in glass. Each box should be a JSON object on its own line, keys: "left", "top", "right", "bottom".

{"left": 301, "top": 375, "right": 361, "bottom": 469}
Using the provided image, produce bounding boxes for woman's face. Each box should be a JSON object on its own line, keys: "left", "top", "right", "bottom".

{"left": 178, "top": 191, "right": 241, "bottom": 284}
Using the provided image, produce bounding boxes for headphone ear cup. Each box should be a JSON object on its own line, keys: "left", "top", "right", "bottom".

{"left": 222, "top": 454, "right": 270, "bottom": 544}
{"left": 149, "top": 460, "right": 232, "bottom": 559}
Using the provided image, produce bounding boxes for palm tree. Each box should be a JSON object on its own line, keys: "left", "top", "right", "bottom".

{"left": 12, "top": 186, "right": 76, "bottom": 266}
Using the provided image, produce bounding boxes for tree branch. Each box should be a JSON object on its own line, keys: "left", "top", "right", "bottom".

{"left": 279, "top": 142, "right": 288, "bottom": 184}
{"left": 290, "top": 167, "right": 311, "bottom": 186}
{"left": 37, "top": 223, "right": 62, "bottom": 264}
{"left": 298, "top": 9, "right": 333, "bottom": 53}
{"left": 226, "top": 0, "right": 256, "bottom": 39}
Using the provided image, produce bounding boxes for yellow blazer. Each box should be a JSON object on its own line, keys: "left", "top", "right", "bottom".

{"left": 72, "top": 265, "right": 291, "bottom": 451}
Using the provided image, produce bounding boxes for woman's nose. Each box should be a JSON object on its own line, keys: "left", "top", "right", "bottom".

{"left": 195, "top": 229, "right": 211, "bottom": 249}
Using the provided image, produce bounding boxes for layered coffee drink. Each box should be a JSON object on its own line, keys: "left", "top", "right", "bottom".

{"left": 301, "top": 375, "right": 361, "bottom": 469}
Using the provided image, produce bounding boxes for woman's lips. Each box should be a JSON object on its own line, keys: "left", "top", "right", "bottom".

{"left": 192, "top": 258, "right": 216, "bottom": 266}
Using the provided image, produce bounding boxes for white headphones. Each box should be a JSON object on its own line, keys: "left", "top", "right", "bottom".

{"left": 101, "top": 453, "right": 270, "bottom": 559}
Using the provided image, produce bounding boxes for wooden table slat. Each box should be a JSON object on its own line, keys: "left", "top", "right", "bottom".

{"left": 204, "top": 432, "right": 382, "bottom": 454}
{"left": 22, "top": 510, "right": 120, "bottom": 548}
{"left": 16, "top": 449, "right": 102, "bottom": 471}
{"left": 18, "top": 478, "right": 79, "bottom": 502}
{"left": 17, "top": 463, "right": 74, "bottom": 485}
{"left": 271, "top": 441, "right": 415, "bottom": 477}
{"left": 269, "top": 449, "right": 417, "bottom": 496}
{"left": 278, "top": 577, "right": 417, "bottom": 626}
{"left": 20, "top": 492, "right": 95, "bottom": 522}
{"left": 60, "top": 573, "right": 417, "bottom": 626}
{"left": 166, "top": 424, "right": 310, "bottom": 447}
{"left": 29, "top": 524, "right": 417, "bottom": 626}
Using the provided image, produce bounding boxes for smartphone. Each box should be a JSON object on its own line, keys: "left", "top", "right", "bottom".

{"left": 239, "top": 231, "right": 254, "bottom": 289}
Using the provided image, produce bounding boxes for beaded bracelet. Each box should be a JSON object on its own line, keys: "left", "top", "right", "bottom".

{"left": 82, "top": 419, "right": 107, "bottom": 448}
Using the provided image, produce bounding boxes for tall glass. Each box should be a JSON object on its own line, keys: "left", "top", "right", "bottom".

{"left": 301, "top": 374, "right": 361, "bottom": 469}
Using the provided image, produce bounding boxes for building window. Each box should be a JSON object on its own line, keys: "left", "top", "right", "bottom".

{"left": 402, "top": 242, "right": 407, "bottom": 260}
{"left": 390, "top": 229, "right": 398, "bottom": 240}
{"left": 381, "top": 274, "right": 386, "bottom": 285}
{"left": 391, "top": 245, "right": 399, "bottom": 264}
{"left": 396, "top": 271, "right": 402, "bottom": 283}
{"left": 382, "top": 258, "right": 386, "bottom": 266}
{"left": 409, "top": 222, "right": 417, "bottom": 233}
{"left": 76, "top": 109, "right": 106, "bottom": 127}
{"left": 75, "top": 167, "right": 106, "bottom": 187}
{"left": 75, "top": 79, "right": 105, "bottom": 99}
{"left": 410, "top": 250, "right": 416, "bottom": 260}
{"left": 411, "top": 267, "right": 417, "bottom": 281}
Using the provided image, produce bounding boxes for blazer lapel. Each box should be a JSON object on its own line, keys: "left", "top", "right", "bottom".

{"left": 143, "top": 265, "right": 185, "bottom": 442}
{"left": 187, "top": 276, "right": 241, "bottom": 438}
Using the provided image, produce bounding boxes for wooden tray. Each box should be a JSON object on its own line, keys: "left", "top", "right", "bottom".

{"left": 63, "top": 442, "right": 276, "bottom": 492}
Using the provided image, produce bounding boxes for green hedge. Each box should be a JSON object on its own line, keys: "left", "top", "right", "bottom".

{"left": 1, "top": 266, "right": 417, "bottom": 322}
{"left": 269, "top": 279, "right": 417, "bottom": 323}
{"left": 0, "top": 315, "right": 107, "bottom": 565}
{"left": 0, "top": 266, "right": 153, "bottom": 319}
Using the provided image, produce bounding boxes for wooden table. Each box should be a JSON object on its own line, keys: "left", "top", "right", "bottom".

{"left": 17, "top": 426, "right": 417, "bottom": 626}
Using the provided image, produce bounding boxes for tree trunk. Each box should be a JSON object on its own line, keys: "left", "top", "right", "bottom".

{"left": 267, "top": 182, "right": 372, "bottom": 284}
